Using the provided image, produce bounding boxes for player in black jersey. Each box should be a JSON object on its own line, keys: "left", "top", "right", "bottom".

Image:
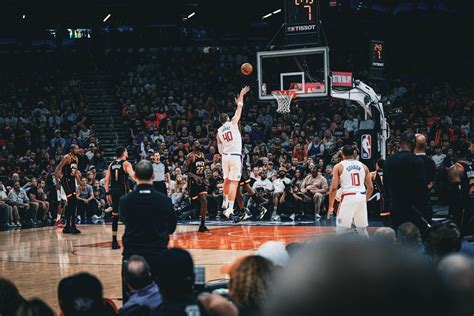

{"left": 369, "top": 159, "right": 389, "bottom": 226}
{"left": 448, "top": 145, "right": 474, "bottom": 236}
{"left": 105, "top": 146, "right": 137, "bottom": 249}
{"left": 234, "top": 157, "right": 266, "bottom": 222}
{"left": 55, "top": 144, "right": 82, "bottom": 234}
{"left": 184, "top": 140, "right": 209, "bottom": 232}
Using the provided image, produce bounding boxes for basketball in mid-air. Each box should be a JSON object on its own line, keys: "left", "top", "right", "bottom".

{"left": 241, "top": 63, "right": 253, "bottom": 76}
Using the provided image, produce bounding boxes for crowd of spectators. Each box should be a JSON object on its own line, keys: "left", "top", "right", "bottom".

{"left": 1, "top": 222, "right": 473, "bottom": 316}
{"left": 113, "top": 47, "right": 473, "bottom": 220}
{"left": 0, "top": 47, "right": 472, "bottom": 230}
{"left": 0, "top": 63, "right": 109, "bottom": 230}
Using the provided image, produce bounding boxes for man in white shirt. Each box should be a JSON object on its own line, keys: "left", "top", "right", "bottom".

{"left": 271, "top": 167, "right": 292, "bottom": 220}
{"left": 217, "top": 86, "right": 250, "bottom": 220}
{"left": 252, "top": 171, "right": 274, "bottom": 192}
{"left": 432, "top": 146, "right": 446, "bottom": 168}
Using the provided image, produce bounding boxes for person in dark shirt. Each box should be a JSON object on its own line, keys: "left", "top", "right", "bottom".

{"left": 154, "top": 248, "right": 208, "bottom": 316}
{"left": 119, "top": 160, "right": 177, "bottom": 303}
{"left": 105, "top": 146, "right": 137, "bottom": 250}
{"left": 413, "top": 134, "right": 436, "bottom": 223}
{"left": 384, "top": 131, "right": 429, "bottom": 232}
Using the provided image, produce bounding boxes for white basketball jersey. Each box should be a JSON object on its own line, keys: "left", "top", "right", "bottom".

{"left": 339, "top": 159, "right": 366, "bottom": 194}
{"left": 218, "top": 121, "right": 242, "bottom": 154}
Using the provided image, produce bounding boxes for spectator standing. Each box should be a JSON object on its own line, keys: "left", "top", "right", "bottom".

{"left": 384, "top": 132, "right": 429, "bottom": 231}
{"left": 414, "top": 134, "right": 436, "bottom": 221}
{"left": 119, "top": 160, "right": 177, "bottom": 302}
{"left": 151, "top": 151, "right": 171, "bottom": 196}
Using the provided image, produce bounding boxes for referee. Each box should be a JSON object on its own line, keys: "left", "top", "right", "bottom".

{"left": 151, "top": 151, "right": 171, "bottom": 196}
{"left": 120, "top": 160, "right": 177, "bottom": 302}
{"left": 384, "top": 131, "right": 428, "bottom": 232}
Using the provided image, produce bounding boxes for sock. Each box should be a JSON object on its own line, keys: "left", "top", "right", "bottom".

{"left": 222, "top": 195, "right": 229, "bottom": 208}
{"left": 200, "top": 218, "right": 205, "bottom": 226}
{"left": 228, "top": 201, "right": 234, "bottom": 212}
{"left": 56, "top": 214, "right": 61, "bottom": 221}
{"left": 113, "top": 235, "right": 117, "bottom": 242}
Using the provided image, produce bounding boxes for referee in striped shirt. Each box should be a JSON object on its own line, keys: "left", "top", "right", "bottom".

{"left": 151, "top": 151, "right": 171, "bottom": 196}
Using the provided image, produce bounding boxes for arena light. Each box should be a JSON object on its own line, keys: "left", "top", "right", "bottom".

{"left": 22, "top": 14, "right": 26, "bottom": 20}
{"left": 187, "top": 12, "right": 195, "bottom": 19}
{"left": 262, "top": 12, "right": 273, "bottom": 19}
{"left": 103, "top": 13, "right": 111, "bottom": 22}
{"left": 273, "top": 9, "right": 282, "bottom": 14}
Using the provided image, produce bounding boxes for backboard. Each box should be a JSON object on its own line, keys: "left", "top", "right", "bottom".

{"left": 257, "top": 47, "right": 329, "bottom": 101}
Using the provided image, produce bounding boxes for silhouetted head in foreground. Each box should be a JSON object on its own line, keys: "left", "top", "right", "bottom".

{"left": 264, "top": 236, "right": 453, "bottom": 316}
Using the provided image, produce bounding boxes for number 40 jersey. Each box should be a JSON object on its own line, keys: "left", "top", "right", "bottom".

{"left": 217, "top": 121, "right": 242, "bottom": 155}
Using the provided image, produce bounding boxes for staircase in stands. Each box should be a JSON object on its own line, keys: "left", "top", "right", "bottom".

{"left": 80, "top": 73, "right": 128, "bottom": 162}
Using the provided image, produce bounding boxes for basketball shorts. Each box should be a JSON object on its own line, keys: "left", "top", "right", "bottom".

{"left": 239, "top": 166, "right": 251, "bottom": 187}
{"left": 222, "top": 155, "right": 241, "bottom": 181}
{"left": 111, "top": 189, "right": 126, "bottom": 214}
{"left": 336, "top": 192, "right": 368, "bottom": 228}
{"left": 61, "top": 178, "right": 76, "bottom": 198}
{"left": 189, "top": 181, "right": 207, "bottom": 201}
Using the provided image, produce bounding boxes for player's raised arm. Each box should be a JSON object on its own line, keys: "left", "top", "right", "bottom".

{"left": 231, "top": 86, "right": 250, "bottom": 125}
{"left": 328, "top": 163, "right": 342, "bottom": 218}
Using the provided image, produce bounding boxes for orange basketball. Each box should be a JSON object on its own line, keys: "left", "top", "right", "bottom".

{"left": 241, "top": 63, "right": 253, "bottom": 76}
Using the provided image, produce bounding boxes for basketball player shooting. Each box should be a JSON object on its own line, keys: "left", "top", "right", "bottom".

{"left": 217, "top": 86, "right": 250, "bottom": 221}
{"left": 327, "top": 145, "right": 373, "bottom": 237}
{"left": 104, "top": 146, "right": 137, "bottom": 250}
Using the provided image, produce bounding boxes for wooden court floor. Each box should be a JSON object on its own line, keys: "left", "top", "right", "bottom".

{"left": 0, "top": 223, "right": 343, "bottom": 311}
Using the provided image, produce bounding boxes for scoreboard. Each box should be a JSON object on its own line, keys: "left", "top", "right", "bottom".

{"left": 285, "top": 0, "right": 318, "bottom": 35}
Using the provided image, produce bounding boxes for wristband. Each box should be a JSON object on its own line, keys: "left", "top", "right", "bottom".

{"left": 105, "top": 192, "right": 111, "bottom": 196}
{"left": 237, "top": 102, "right": 243, "bottom": 107}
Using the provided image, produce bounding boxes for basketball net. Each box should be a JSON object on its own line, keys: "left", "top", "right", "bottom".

{"left": 272, "top": 90, "right": 297, "bottom": 114}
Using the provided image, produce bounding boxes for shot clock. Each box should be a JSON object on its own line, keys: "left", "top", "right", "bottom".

{"left": 285, "top": 0, "right": 318, "bottom": 35}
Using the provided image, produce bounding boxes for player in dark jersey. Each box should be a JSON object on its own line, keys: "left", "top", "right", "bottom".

{"left": 234, "top": 156, "right": 266, "bottom": 222}
{"left": 369, "top": 159, "right": 389, "bottom": 226}
{"left": 104, "top": 146, "right": 137, "bottom": 249}
{"left": 184, "top": 140, "right": 209, "bottom": 232}
{"left": 55, "top": 144, "right": 82, "bottom": 234}
{"left": 448, "top": 146, "right": 474, "bottom": 236}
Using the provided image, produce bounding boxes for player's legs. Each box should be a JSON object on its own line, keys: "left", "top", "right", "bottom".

{"left": 111, "top": 190, "right": 124, "bottom": 249}
{"left": 353, "top": 194, "right": 369, "bottom": 238}
{"left": 222, "top": 156, "right": 231, "bottom": 208}
{"left": 236, "top": 187, "right": 244, "bottom": 210}
{"left": 335, "top": 195, "right": 357, "bottom": 234}
{"left": 197, "top": 193, "right": 209, "bottom": 232}
{"left": 64, "top": 195, "right": 80, "bottom": 234}
{"left": 222, "top": 179, "right": 230, "bottom": 208}
{"left": 223, "top": 156, "right": 242, "bottom": 219}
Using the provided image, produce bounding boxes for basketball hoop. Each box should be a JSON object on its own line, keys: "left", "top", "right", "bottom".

{"left": 272, "top": 90, "right": 297, "bottom": 114}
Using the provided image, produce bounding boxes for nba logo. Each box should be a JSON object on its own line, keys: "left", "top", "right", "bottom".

{"left": 361, "top": 134, "right": 372, "bottom": 159}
